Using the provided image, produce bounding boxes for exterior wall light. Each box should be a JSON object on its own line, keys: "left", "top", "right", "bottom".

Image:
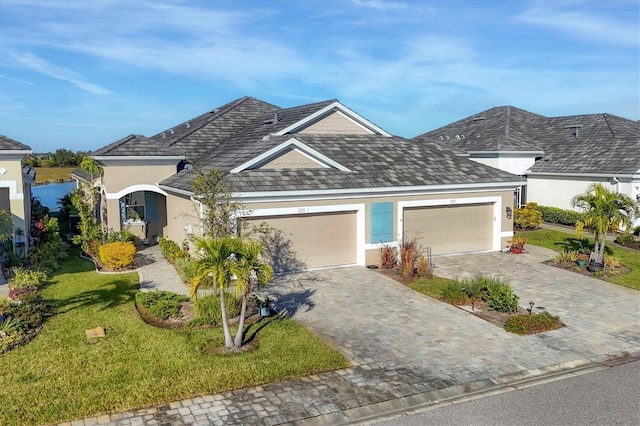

{"left": 506, "top": 206, "right": 513, "bottom": 219}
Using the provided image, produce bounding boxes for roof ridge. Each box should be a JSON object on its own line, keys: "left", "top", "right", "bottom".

{"left": 602, "top": 113, "right": 616, "bottom": 138}
{"left": 277, "top": 98, "right": 338, "bottom": 112}
{"left": 92, "top": 134, "right": 145, "bottom": 155}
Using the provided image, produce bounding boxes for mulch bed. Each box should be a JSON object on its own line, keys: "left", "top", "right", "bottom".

{"left": 543, "top": 260, "right": 630, "bottom": 280}
{"left": 135, "top": 301, "right": 261, "bottom": 329}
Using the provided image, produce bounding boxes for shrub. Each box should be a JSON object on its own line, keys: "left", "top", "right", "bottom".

{"left": 0, "top": 297, "right": 10, "bottom": 315}
{"left": 29, "top": 238, "right": 69, "bottom": 272}
{"left": 192, "top": 293, "right": 243, "bottom": 325}
{"left": 0, "top": 316, "right": 21, "bottom": 334}
{"left": 514, "top": 202, "right": 542, "bottom": 229}
{"left": 9, "top": 299, "right": 50, "bottom": 329}
{"left": 416, "top": 253, "right": 431, "bottom": 278}
{"left": 505, "top": 311, "right": 563, "bottom": 335}
{"left": 159, "top": 237, "right": 189, "bottom": 264}
{"left": 135, "top": 291, "right": 189, "bottom": 320}
{"left": 507, "top": 237, "right": 527, "bottom": 250}
{"left": 174, "top": 257, "right": 198, "bottom": 284}
{"left": 614, "top": 232, "right": 635, "bottom": 245}
{"left": 554, "top": 250, "right": 578, "bottom": 263}
{"left": 379, "top": 244, "right": 397, "bottom": 269}
{"left": 102, "top": 229, "right": 136, "bottom": 243}
{"left": 484, "top": 283, "right": 519, "bottom": 313}
{"left": 8, "top": 287, "right": 38, "bottom": 302}
{"left": 400, "top": 235, "right": 420, "bottom": 279}
{"left": 99, "top": 241, "right": 136, "bottom": 270}
{"left": 536, "top": 205, "right": 584, "bottom": 226}
{"left": 633, "top": 225, "right": 640, "bottom": 237}
{"left": 8, "top": 267, "right": 48, "bottom": 289}
{"left": 440, "top": 281, "right": 468, "bottom": 305}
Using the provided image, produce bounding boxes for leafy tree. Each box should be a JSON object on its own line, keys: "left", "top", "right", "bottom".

{"left": 572, "top": 183, "right": 638, "bottom": 264}
{"left": 190, "top": 168, "right": 248, "bottom": 239}
{"left": 47, "top": 148, "right": 77, "bottom": 167}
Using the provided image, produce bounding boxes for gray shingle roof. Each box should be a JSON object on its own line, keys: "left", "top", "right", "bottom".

{"left": 415, "top": 107, "right": 640, "bottom": 174}
{"left": 0, "top": 134, "right": 31, "bottom": 151}
{"left": 159, "top": 135, "right": 524, "bottom": 194}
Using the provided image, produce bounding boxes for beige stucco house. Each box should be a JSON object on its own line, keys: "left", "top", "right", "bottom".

{"left": 0, "top": 135, "right": 34, "bottom": 255}
{"left": 88, "top": 97, "right": 524, "bottom": 272}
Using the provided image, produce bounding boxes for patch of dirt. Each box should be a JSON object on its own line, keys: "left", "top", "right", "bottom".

{"left": 135, "top": 300, "right": 261, "bottom": 329}
{"left": 542, "top": 260, "right": 630, "bottom": 280}
{"left": 615, "top": 241, "right": 640, "bottom": 251}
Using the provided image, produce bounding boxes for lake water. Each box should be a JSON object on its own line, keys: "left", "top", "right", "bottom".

{"left": 32, "top": 182, "right": 76, "bottom": 212}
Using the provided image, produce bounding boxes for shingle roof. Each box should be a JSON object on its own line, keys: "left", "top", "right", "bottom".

{"left": 415, "top": 107, "right": 640, "bottom": 174}
{"left": 0, "top": 134, "right": 31, "bottom": 151}
{"left": 159, "top": 135, "right": 524, "bottom": 194}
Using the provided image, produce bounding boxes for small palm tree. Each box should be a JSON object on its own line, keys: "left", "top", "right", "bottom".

{"left": 190, "top": 236, "right": 246, "bottom": 348}
{"left": 0, "top": 210, "right": 13, "bottom": 244}
{"left": 233, "top": 239, "right": 272, "bottom": 347}
{"left": 572, "top": 183, "right": 638, "bottom": 264}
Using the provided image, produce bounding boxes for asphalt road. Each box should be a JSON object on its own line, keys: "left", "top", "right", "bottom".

{"left": 375, "top": 359, "right": 640, "bottom": 426}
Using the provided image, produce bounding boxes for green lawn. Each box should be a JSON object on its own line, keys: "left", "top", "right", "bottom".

{"left": 516, "top": 229, "right": 640, "bottom": 290}
{"left": 34, "top": 166, "right": 75, "bottom": 183}
{"left": 0, "top": 257, "right": 348, "bottom": 425}
{"left": 407, "top": 276, "right": 453, "bottom": 299}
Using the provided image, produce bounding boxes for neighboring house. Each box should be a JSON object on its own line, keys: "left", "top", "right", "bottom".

{"left": 414, "top": 106, "right": 640, "bottom": 225}
{"left": 90, "top": 96, "right": 524, "bottom": 272}
{"left": 0, "top": 135, "right": 35, "bottom": 256}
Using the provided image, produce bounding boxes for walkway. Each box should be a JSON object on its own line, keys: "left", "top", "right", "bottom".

{"left": 135, "top": 244, "right": 188, "bottom": 295}
{"left": 62, "top": 245, "right": 640, "bottom": 425}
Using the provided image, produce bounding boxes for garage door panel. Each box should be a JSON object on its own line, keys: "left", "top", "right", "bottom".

{"left": 403, "top": 203, "right": 493, "bottom": 256}
{"left": 247, "top": 211, "right": 357, "bottom": 272}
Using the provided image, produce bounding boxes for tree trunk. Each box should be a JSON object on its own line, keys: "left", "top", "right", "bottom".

{"left": 597, "top": 235, "right": 607, "bottom": 264}
{"left": 219, "top": 291, "right": 234, "bottom": 348}
{"left": 234, "top": 295, "right": 248, "bottom": 347}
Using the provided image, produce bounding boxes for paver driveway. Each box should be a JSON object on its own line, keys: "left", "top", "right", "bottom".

{"left": 270, "top": 245, "right": 640, "bottom": 385}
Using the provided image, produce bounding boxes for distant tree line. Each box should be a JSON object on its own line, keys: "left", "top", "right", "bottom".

{"left": 24, "top": 149, "right": 91, "bottom": 168}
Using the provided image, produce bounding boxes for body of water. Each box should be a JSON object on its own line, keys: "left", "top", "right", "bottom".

{"left": 32, "top": 182, "right": 76, "bottom": 211}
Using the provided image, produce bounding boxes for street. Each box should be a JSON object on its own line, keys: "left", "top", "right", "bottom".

{"left": 375, "top": 359, "right": 640, "bottom": 426}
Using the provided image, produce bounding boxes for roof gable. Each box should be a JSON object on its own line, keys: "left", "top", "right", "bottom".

{"left": 0, "top": 134, "right": 31, "bottom": 151}
{"left": 230, "top": 138, "right": 352, "bottom": 173}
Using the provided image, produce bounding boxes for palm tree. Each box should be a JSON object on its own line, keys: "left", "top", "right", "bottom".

{"left": 572, "top": 183, "right": 638, "bottom": 264}
{"left": 233, "top": 239, "right": 272, "bottom": 347}
{"left": 0, "top": 210, "right": 13, "bottom": 244}
{"left": 190, "top": 236, "right": 246, "bottom": 348}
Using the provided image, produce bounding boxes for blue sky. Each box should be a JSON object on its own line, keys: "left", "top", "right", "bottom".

{"left": 0, "top": 0, "right": 638, "bottom": 153}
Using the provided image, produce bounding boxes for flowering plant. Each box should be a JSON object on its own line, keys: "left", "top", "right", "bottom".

{"left": 507, "top": 237, "right": 527, "bottom": 250}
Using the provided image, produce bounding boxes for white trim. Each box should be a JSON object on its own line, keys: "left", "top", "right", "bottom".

{"left": 500, "top": 230, "right": 514, "bottom": 238}
{"left": 0, "top": 150, "right": 32, "bottom": 155}
{"left": 93, "top": 155, "right": 184, "bottom": 161}
{"left": 235, "top": 181, "right": 525, "bottom": 201}
{"left": 245, "top": 203, "right": 366, "bottom": 267}
{"left": 470, "top": 150, "right": 544, "bottom": 155}
{"left": 230, "top": 138, "right": 352, "bottom": 173}
{"left": 0, "top": 180, "right": 24, "bottom": 200}
{"left": 397, "top": 196, "right": 503, "bottom": 252}
{"left": 105, "top": 184, "right": 168, "bottom": 200}
{"left": 526, "top": 171, "right": 639, "bottom": 179}
{"left": 274, "top": 101, "right": 392, "bottom": 137}
{"left": 364, "top": 241, "right": 400, "bottom": 250}
{"left": 159, "top": 185, "right": 193, "bottom": 197}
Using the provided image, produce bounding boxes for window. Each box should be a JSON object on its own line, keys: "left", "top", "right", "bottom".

{"left": 121, "top": 192, "right": 145, "bottom": 222}
{"left": 371, "top": 202, "right": 393, "bottom": 243}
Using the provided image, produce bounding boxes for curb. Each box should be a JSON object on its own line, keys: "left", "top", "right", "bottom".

{"left": 292, "top": 347, "right": 640, "bottom": 426}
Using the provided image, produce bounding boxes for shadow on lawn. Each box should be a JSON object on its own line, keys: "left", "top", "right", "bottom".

{"left": 553, "top": 237, "right": 613, "bottom": 255}
{"left": 54, "top": 278, "right": 136, "bottom": 314}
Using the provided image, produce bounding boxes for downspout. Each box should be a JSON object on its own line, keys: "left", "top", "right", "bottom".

{"left": 190, "top": 196, "right": 205, "bottom": 237}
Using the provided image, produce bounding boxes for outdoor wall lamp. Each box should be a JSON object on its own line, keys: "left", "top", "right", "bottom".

{"left": 506, "top": 206, "right": 513, "bottom": 219}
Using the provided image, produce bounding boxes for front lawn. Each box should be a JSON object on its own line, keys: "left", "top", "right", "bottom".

{"left": 34, "top": 166, "right": 75, "bottom": 183}
{"left": 0, "top": 256, "right": 348, "bottom": 425}
{"left": 516, "top": 229, "right": 640, "bottom": 290}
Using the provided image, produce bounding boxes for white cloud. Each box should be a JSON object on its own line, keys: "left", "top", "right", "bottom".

{"left": 7, "top": 52, "right": 111, "bottom": 95}
{"left": 349, "top": 0, "right": 408, "bottom": 11}
{"left": 515, "top": 2, "right": 639, "bottom": 46}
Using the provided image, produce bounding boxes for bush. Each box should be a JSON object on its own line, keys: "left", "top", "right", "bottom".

{"left": 192, "top": 293, "right": 243, "bottom": 325}
{"left": 400, "top": 235, "right": 420, "bottom": 279}
{"left": 615, "top": 232, "right": 635, "bottom": 245}
{"left": 440, "top": 281, "right": 468, "bottom": 305}
{"left": 159, "top": 237, "right": 189, "bottom": 264}
{"left": 102, "top": 229, "right": 136, "bottom": 243}
{"left": 0, "top": 297, "right": 10, "bottom": 315}
{"left": 8, "top": 267, "right": 48, "bottom": 289}
{"left": 174, "top": 257, "right": 198, "bottom": 284}
{"left": 536, "top": 205, "right": 584, "bottom": 226}
{"left": 505, "top": 311, "right": 563, "bottom": 335}
{"left": 99, "top": 241, "right": 136, "bottom": 270}
{"left": 29, "top": 238, "right": 69, "bottom": 272}
{"left": 485, "top": 283, "right": 519, "bottom": 313}
{"left": 633, "top": 225, "right": 640, "bottom": 237}
{"left": 416, "top": 253, "right": 431, "bottom": 278}
{"left": 554, "top": 250, "right": 578, "bottom": 263}
{"left": 135, "top": 291, "right": 189, "bottom": 320}
{"left": 379, "top": 244, "right": 397, "bottom": 269}
{"left": 8, "top": 287, "right": 38, "bottom": 302}
{"left": 514, "top": 202, "right": 542, "bottom": 229}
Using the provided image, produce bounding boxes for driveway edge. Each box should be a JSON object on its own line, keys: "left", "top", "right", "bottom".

{"left": 292, "top": 346, "right": 640, "bottom": 426}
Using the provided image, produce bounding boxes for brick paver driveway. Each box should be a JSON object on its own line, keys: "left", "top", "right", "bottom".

{"left": 270, "top": 245, "right": 639, "bottom": 384}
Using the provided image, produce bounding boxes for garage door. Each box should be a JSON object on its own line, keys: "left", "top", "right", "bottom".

{"left": 247, "top": 211, "right": 357, "bottom": 272}
{"left": 403, "top": 203, "right": 494, "bottom": 255}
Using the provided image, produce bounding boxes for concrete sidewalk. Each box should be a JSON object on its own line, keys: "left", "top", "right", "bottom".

{"left": 136, "top": 244, "right": 189, "bottom": 295}
{"left": 61, "top": 245, "right": 639, "bottom": 426}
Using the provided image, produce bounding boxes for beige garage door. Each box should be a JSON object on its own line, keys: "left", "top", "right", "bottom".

{"left": 403, "top": 203, "right": 494, "bottom": 255}
{"left": 247, "top": 211, "right": 357, "bottom": 272}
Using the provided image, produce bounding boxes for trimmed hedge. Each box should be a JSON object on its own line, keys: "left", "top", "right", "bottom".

{"left": 536, "top": 205, "right": 584, "bottom": 226}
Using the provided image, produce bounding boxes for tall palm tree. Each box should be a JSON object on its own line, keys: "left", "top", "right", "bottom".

{"left": 190, "top": 236, "right": 246, "bottom": 348}
{"left": 572, "top": 183, "right": 638, "bottom": 264}
{"left": 233, "top": 239, "right": 272, "bottom": 347}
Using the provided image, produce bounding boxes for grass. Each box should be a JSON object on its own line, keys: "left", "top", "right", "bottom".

{"left": 34, "top": 166, "right": 75, "bottom": 183}
{"left": 0, "top": 256, "right": 348, "bottom": 425}
{"left": 516, "top": 229, "right": 640, "bottom": 290}
{"left": 407, "top": 275, "right": 453, "bottom": 299}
